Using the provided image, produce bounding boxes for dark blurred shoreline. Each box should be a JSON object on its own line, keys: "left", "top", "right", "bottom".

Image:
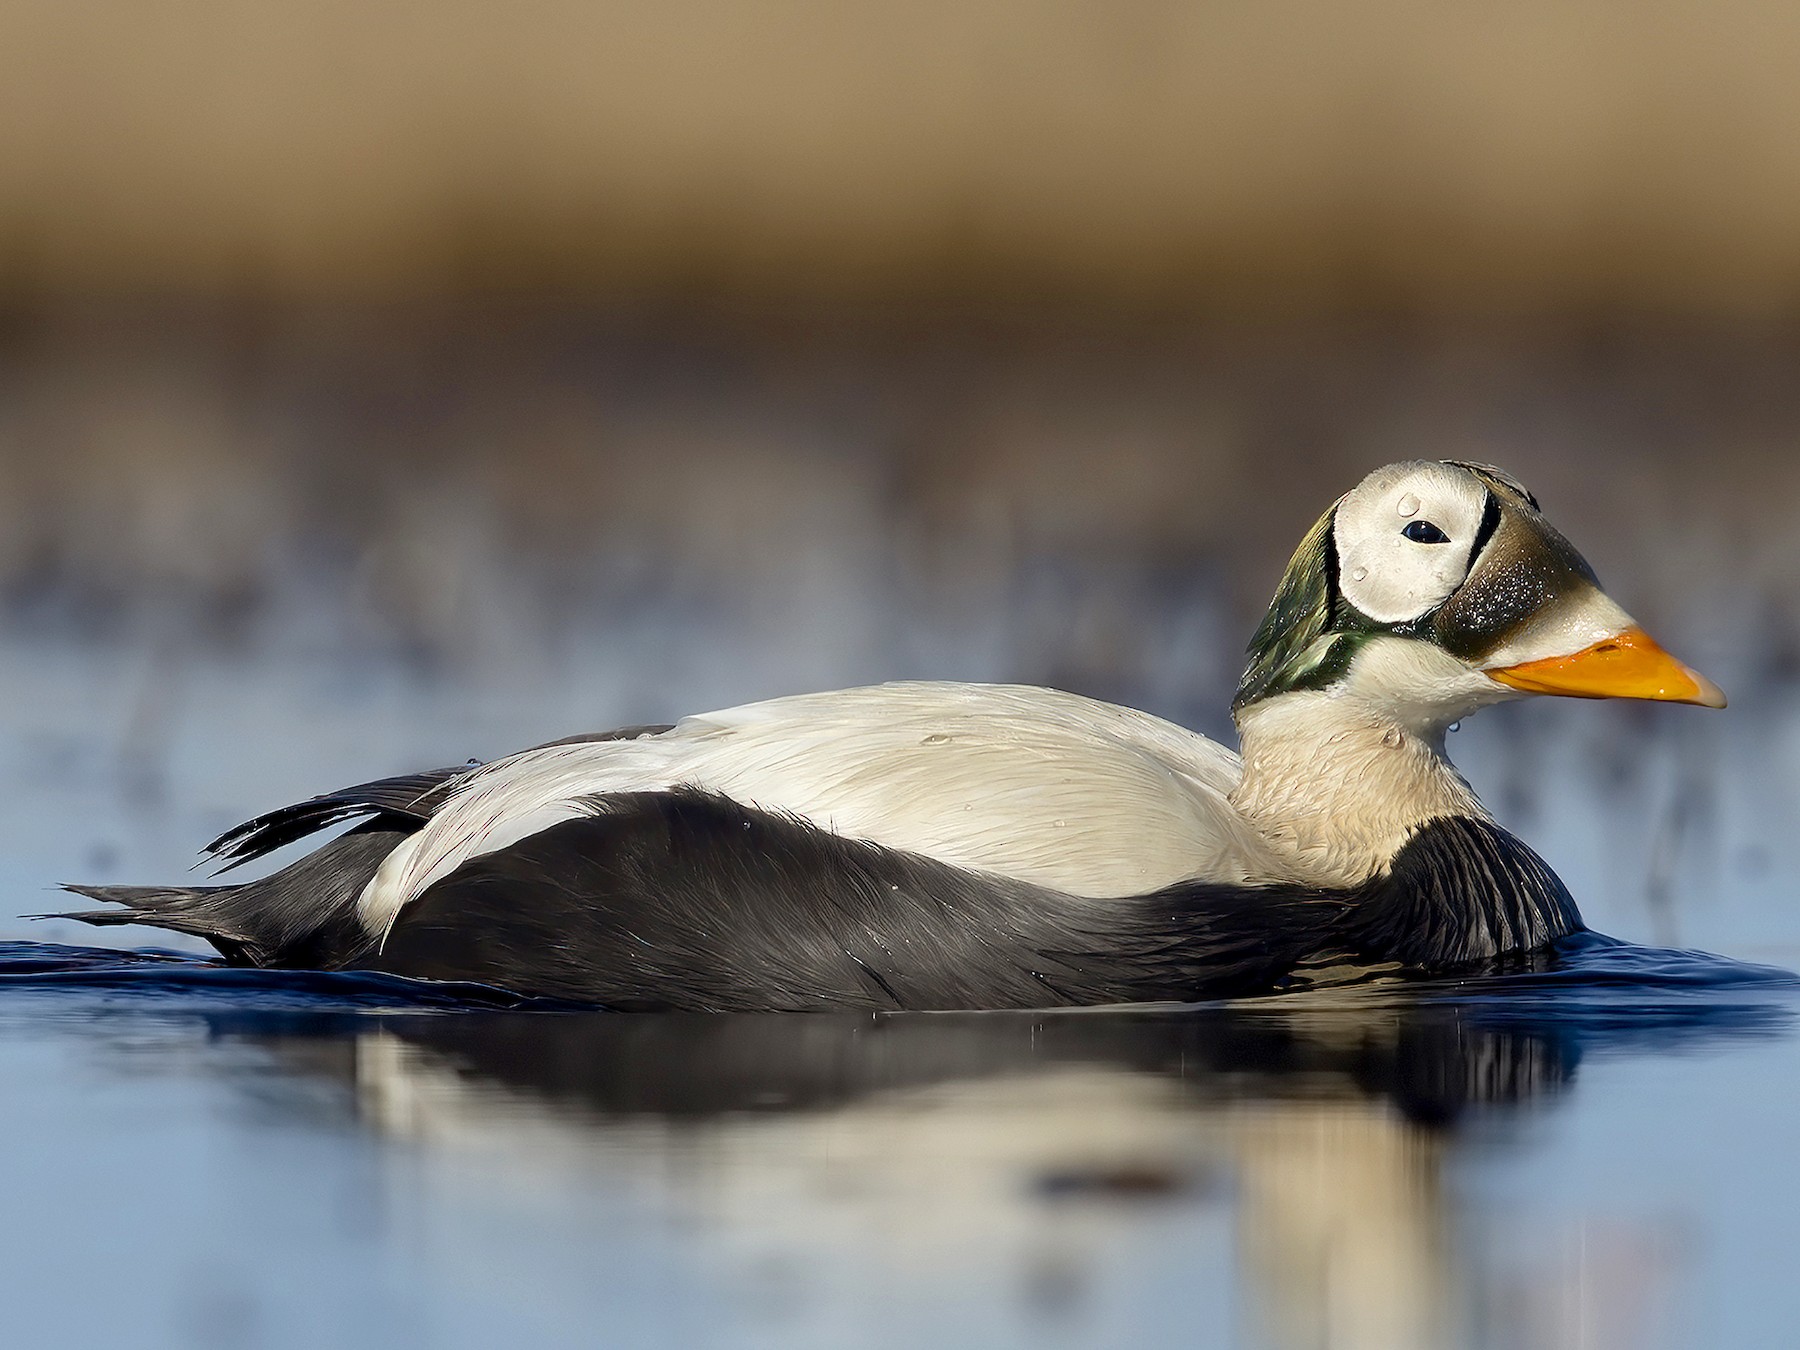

{"left": 0, "top": 299, "right": 1788, "bottom": 686}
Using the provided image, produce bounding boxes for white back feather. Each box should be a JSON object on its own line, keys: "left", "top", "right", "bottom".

{"left": 357, "top": 682, "right": 1277, "bottom": 936}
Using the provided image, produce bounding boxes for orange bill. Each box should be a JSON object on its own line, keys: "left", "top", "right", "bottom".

{"left": 1488, "top": 627, "right": 1727, "bottom": 708}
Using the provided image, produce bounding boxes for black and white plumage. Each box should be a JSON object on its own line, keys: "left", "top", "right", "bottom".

{"left": 58, "top": 461, "right": 1721, "bottom": 1011}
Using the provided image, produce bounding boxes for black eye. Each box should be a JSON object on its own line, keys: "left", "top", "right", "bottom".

{"left": 1402, "top": 519, "right": 1450, "bottom": 544}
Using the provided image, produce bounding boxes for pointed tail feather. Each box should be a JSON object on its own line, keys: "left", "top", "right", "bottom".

{"left": 54, "top": 824, "right": 404, "bottom": 967}
{"left": 53, "top": 883, "right": 273, "bottom": 963}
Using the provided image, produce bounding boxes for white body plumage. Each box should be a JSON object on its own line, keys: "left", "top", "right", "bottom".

{"left": 357, "top": 682, "right": 1280, "bottom": 936}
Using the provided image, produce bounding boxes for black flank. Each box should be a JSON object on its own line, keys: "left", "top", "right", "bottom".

{"left": 56, "top": 792, "right": 1584, "bottom": 1009}
{"left": 367, "top": 791, "right": 1357, "bottom": 1011}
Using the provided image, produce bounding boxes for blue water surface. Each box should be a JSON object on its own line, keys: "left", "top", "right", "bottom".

{"left": 0, "top": 932, "right": 1794, "bottom": 1350}
{"left": 0, "top": 628, "right": 1795, "bottom": 1350}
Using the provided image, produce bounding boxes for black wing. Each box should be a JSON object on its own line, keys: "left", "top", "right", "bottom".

{"left": 202, "top": 722, "right": 678, "bottom": 874}
{"left": 203, "top": 765, "right": 478, "bottom": 873}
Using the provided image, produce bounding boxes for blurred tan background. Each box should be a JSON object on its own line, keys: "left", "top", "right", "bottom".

{"left": 6, "top": 1, "right": 1800, "bottom": 311}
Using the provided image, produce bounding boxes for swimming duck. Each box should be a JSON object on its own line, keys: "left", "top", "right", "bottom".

{"left": 61, "top": 460, "right": 1723, "bottom": 1010}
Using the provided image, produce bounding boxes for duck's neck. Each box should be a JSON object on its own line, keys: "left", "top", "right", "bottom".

{"left": 1229, "top": 690, "right": 1583, "bottom": 963}
{"left": 1229, "top": 691, "right": 1489, "bottom": 889}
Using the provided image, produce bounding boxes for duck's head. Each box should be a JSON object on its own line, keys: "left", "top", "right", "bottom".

{"left": 1233, "top": 460, "right": 1724, "bottom": 733}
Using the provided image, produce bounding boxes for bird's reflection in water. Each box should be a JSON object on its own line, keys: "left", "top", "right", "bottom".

{"left": 203, "top": 962, "right": 1788, "bottom": 1350}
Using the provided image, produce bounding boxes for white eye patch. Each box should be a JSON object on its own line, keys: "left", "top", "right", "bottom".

{"left": 1333, "top": 461, "right": 1490, "bottom": 624}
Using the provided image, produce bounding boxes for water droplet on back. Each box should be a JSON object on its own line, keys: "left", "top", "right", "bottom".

{"left": 1381, "top": 727, "right": 1403, "bottom": 748}
{"left": 1351, "top": 565, "right": 1369, "bottom": 582}
{"left": 1397, "top": 492, "right": 1421, "bottom": 518}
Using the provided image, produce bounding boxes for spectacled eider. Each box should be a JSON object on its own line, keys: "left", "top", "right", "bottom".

{"left": 59, "top": 460, "right": 1724, "bottom": 1010}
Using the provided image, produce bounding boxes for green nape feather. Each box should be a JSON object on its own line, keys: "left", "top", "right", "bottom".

{"left": 1232, "top": 501, "right": 1363, "bottom": 711}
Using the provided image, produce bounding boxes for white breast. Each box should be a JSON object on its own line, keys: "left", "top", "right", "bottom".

{"left": 355, "top": 682, "right": 1275, "bottom": 936}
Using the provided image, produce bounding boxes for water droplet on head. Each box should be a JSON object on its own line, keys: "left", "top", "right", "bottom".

{"left": 1448, "top": 721, "right": 1461, "bottom": 733}
{"left": 1381, "top": 727, "right": 1403, "bottom": 748}
{"left": 922, "top": 733, "right": 950, "bottom": 745}
{"left": 1397, "top": 492, "right": 1421, "bottom": 518}
{"left": 1351, "top": 565, "right": 1369, "bottom": 582}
